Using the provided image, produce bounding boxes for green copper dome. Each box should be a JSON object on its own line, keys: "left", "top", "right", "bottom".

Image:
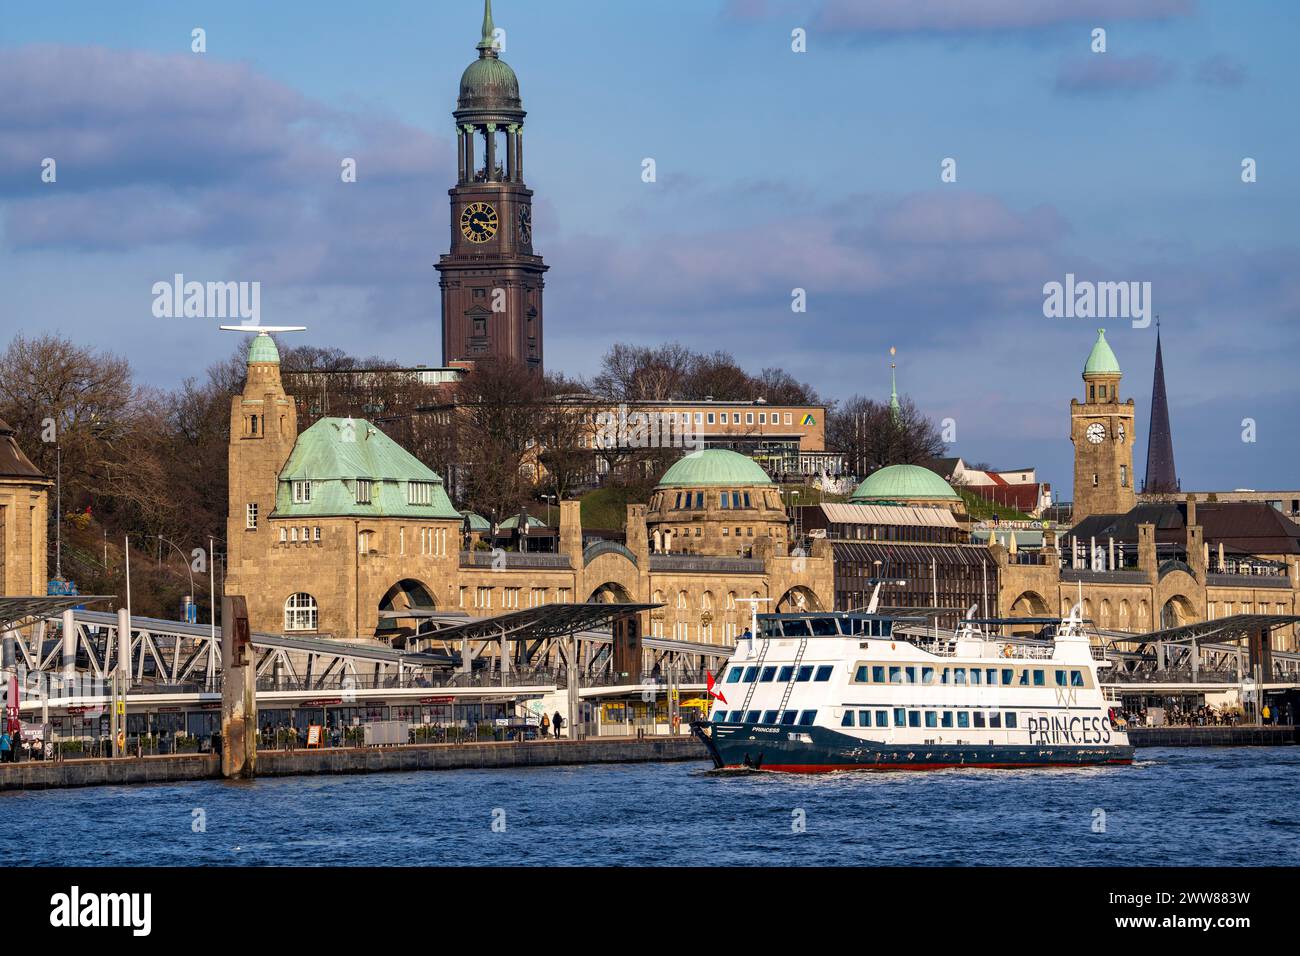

{"left": 458, "top": 1, "right": 521, "bottom": 111}
{"left": 248, "top": 333, "right": 280, "bottom": 365}
{"left": 851, "top": 464, "right": 959, "bottom": 503}
{"left": 656, "top": 450, "right": 772, "bottom": 488}
{"left": 1083, "top": 328, "right": 1121, "bottom": 377}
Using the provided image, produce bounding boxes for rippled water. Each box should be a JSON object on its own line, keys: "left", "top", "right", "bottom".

{"left": 3, "top": 747, "right": 1297, "bottom": 866}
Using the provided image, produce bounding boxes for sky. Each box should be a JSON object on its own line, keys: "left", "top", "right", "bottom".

{"left": 2, "top": 0, "right": 1297, "bottom": 499}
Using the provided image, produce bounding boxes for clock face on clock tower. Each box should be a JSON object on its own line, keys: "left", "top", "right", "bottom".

{"left": 435, "top": 1, "right": 548, "bottom": 372}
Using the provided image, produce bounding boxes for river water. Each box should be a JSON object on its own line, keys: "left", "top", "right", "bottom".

{"left": 4, "top": 747, "right": 1296, "bottom": 866}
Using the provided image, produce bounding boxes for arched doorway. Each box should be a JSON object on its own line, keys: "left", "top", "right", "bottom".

{"left": 1009, "top": 590, "right": 1049, "bottom": 617}
{"left": 378, "top": 579, "right": 436, "bottom": 640}
{"left": 776, "top": 586, "right": 821, "bottom": 613}
{"left": 588, "top": 581, "right": 633, "bottom": 604}
{"left": 1161, "top": 595, "right": 1195, "bottom": 630}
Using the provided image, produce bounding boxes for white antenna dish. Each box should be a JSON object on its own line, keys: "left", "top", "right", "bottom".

{"left": 219, "top": 325, "right": 307, "bottom": 334}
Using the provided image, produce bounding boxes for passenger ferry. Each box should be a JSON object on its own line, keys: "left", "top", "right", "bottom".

{"left": 692, "top": 598, "right": 1132, "bottom": 773}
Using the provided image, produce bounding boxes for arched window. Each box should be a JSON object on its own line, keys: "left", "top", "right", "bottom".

{"left": 285, "top": 593, "right": 318, "bottom": 632}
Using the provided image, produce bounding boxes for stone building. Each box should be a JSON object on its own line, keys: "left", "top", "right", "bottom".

{"left": 0, "top": 418, "right": 50, "bottom": 596}
{"left": 994, "top": 331, "right": 1300, "bottom": 651}
{"left": 225, "top": 339, "right": 834, "bottom": 645}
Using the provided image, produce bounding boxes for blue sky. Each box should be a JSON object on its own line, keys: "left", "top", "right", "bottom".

{"left": 2, "top": 0, "right": 1297, "bottom": 498}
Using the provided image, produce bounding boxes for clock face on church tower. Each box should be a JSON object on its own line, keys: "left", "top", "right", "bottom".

{"left": 460, "top": 202, "right": 499, "bottom": 243}
{"left": 1086, "top": 422, "right": 1106, "bottom": 444}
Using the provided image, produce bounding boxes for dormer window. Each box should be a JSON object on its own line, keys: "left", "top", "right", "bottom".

{"left": 292, "top": 480, "right": 312, "bottom": 504}
{"left": 408, "top": 481, "right": 434, "bottom": 506}
{"left": 356, "top": 479, "right": 373, "bottom": 505}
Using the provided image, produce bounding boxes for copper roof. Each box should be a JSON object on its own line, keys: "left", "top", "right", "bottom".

{"left": 0, "top": 418, "right": 45, "bottom": 480}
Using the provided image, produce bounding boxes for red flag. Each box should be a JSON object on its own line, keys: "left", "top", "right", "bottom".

{"left": 705, "top": 669, "right": 727, "bottom": 706}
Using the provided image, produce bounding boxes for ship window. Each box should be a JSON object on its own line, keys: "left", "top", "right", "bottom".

{"left": 814, "top": 665, "right": 833, "bottom": 681}
{"left": 745, "top": 711, "right": 760, "bottom": 723}
{"left": 957, "top": 712, "right": 971, "bottom": 729}
{"left": 762, "top": 710, "right": 778, "bottom": 724}
{"left": 760, "top": 666, "right": 777, "bottom": 682}
{"left": 1005, "top": 712, "right": 1018, "bottom": 728}
{"left": 743, "top": 667, "right": 758, "bottom": 682}
{"left": 893, "top": 708, "right": 906, "bottom": 727}
{"left": 925, "top": 711, "right": 938, "bottom": 728}
{"left": 907, "top": 711, "right": 920, "bottom": 728}
{"left": 881, "top": 621, "right": 893, "bottom": 637}
{"left": 841, "top": 711, "right": 855, "bottom": 727}
{"left": 780, "top": 711, "right": 798, "bottom": 725}
{"left": 986, "top": 668, "right": 998, "bottom": 686}
{"left": 1019, "top": 670, "right": 1029, "bottom": 686}
{"left": 973, "top": 712, "right": 986, "bottom": 728}
{"left": 778, "top": 666, "right": 794, "bottom": 681}
{"left": 1033, "top": 670, "right": 1045, "bottom": 686}
{"left": 970, "top": 669, "right": 982, "bottom": 686}
{"left": 810, "top": 617, "right": 838, "bottom": 636}
{"left": 953, "top": 668, "right": 967, "bottom": 686}
{"left": 1054, "top": 670, "right": 1067, "bottom": 687}
{"left": 1071, "top": 670, "right": 1085, "bottom": 687}
{"left": 782, "top": 620, "right": 811, "bottom": 637}
{"left": 889, "top": 666, "right": 902, "bottom": 684}
{"left": 795, "top": 666, "right": 814, "bottom": 682}
{"left": 904, "top": 666, "right": 917, "bottom": 684}
{"left": 854, "top": 665, "right": 868, "bottom": 682}
{"left": 726, "top": 668, "right": 744, "bottom": 683}
{"left": 1001, "top": 668, "right": 1014, "bottom": 686}
{"left": 990, "top": 713, "right": 1002, "bottom": 728}
{"left": 940, "top": 668, "right": 950, "bottom": 685}
{"left": 875, "top": 710, "right": 888, "bottom": 727}
{"left": 872, "top": 666, "right": 885, "bottom": 683}
{"left": 921, "top": 667, "right": 935, "bottom": 685}
{"left": 798, "top": 710, "right": 817, "bottom": 726}
{"left": 941, "top": 712, "right": 954, "bottom": 728}
{"left": 860, "top": 711, "right": 874, "bottom": 727}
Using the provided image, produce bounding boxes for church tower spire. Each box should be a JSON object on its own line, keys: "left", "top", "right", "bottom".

{"left": 1143, "top": 320, "right": 1179, "bottom": 494}
{"left": 888, "top": 347, "right": 901, "bottom": 424}
{"left": 437, "top": 0, "right": 548, "bottom": 372}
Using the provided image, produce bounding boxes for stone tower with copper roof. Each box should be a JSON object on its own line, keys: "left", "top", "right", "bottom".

{"left": 437, "top": 0, "right": 548, "bottom": 372}
{"left": 1071, "top": 329, "right": 1136, "bottom": 524}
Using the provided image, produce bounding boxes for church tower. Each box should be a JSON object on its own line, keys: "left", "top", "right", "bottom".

{"left": 1143, "top": 322, "right": 1179, "bottom": 494}
{"left": 437, "top": 0, "right": 548, "bottom": 372}
{"left": 1070, "top": 329, "right": 1136, "bottom": 523}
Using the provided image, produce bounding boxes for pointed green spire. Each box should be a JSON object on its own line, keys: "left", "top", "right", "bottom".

{"left": 1083, "top": 328, "right": 1121, "bottom": 377}
{"left": 477, "top": 0, "right": 498, "bottom": 53}
{"left": 888, "top": 347, "right": 901, "bottom": 423}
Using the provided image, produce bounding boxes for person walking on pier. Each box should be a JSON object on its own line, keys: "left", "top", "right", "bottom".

{"left": 0, "top": 729, "right": 10, "bottom": 763}
{"left": 540, "top": 712, "right": 550, "bottom": 738}
{"left": 553, "top": 711, "right": 564, "bottom": 739}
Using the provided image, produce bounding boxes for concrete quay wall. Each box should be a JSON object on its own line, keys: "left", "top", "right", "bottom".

{"left": 0, "top": 736, "right": 708, "bottom": 792}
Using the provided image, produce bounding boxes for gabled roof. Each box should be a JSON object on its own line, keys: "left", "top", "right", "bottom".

{"left": 275, "top": 418, "right": 459, "bottom": 520}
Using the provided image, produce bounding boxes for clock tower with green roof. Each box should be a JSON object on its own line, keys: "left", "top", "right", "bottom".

{"left": 436, "top": 0, "right": 547, "bottom": 372}
{"left": 1071, "top": 329, "right": 1136, "bottom": 523}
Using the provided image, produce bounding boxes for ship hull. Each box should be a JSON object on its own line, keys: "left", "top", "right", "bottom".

{"left": 692, "top": 721, "right": 1134, "bottom": 773}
